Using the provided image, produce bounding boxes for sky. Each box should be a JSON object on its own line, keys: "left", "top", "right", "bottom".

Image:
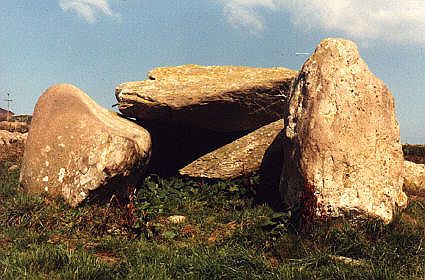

{"left": 0, "top": 0, "right": 424, "bottom": 143}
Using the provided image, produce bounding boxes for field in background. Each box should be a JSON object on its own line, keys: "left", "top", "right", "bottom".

{"left": 1, "top": 161, "right": 425, "bottom": 279}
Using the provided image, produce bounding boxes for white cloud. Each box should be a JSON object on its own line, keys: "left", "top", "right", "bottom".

{"left": 59, "top": 0, "right": 120, "bottom": 23}
{"left": 222, "top": 0, "right": 425, "bottom": 44}
{"left": 222, "top": 0, "right": 279, "bottom": 33}
{"left": 224, "top": 3, "right": 264, "bottom": 33}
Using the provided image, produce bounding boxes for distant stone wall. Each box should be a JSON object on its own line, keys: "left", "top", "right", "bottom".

{"left": 0, "top": 121, "right": 30, "bottom": 133}
{"left": 403, "top": 144, "right": 425, "bottom": 164}
{"left": 10, "top": 115, "right": 32, "bottom": 124}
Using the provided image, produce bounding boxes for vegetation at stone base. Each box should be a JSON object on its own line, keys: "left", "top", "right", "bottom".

{"left": 1, "top": 162, "right": 425, "bottom": 279}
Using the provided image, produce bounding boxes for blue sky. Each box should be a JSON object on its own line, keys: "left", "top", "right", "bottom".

{"left": 1, "top": 1, "right": 424, "bottom": 143}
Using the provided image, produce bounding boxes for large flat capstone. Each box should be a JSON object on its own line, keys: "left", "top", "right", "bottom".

{"left": 20, "top": 84, "right": 152, "bottom": 206}
{"left": 116, "top": 64, "right": 297, "bottom": 132}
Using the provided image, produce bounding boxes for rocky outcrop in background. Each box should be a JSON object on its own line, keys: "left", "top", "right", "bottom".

{"left": 403, "top": 160, "right": 425, "bottom": 193}
{"left": 0, "top": 121, "right": 30, "bottom": 133}
{"left": 0, "top": 130, "right": 27, "bottom": 164}
{"left": 0, "top": 111, "right": 30, "bottom": 165}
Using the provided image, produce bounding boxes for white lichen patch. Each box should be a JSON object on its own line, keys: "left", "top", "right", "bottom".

{"left": 42, "top": 145, "right": 51, "bottom": 153}
{"left": 45, "top": 161, "right": 49, "bottom": 167}
{"left": 167, "top": 215, "right": 187, "bottom": 224}
{"left": 58, "top": 168, "right": 66, "bottom": 183}
{"left": 42, "top": 176, "right": 49, "bottom": 182}
{"left": 80, "top": 166, "right": 89, "bottom": 175}
{"left": 58, "top": 143, "right": 66, "bottom": 148}
{"left": 79, "top": 173, "right": 93, "bottom": 186}
{"left": 44, "top": 186, "right": 49, "bottom": 192}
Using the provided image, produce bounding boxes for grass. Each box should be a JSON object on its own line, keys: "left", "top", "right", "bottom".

{"left": 1, "top": 162, "right": 425, "bottom": 279}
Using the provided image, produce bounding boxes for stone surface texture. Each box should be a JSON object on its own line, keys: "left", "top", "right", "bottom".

{"left": 20, "top": 84, "right": 152, "bottom": 207}
{"left": 116, "top": 64, "right": 297, "bottom": 132}
{"left": 179, "top": 120, "right": 283, "bottom": 179}
{"left": 403, "top": 160, "right": 425, "bottom": 192}
{"left": 280, "top": 38, "right": 407, "bottom": 224}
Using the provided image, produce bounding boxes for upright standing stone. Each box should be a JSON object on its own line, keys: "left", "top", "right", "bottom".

{"left": 20, "top": 84, "right": 152, "bottom": 206}
{"left": 280, "top": 38, "right": 407, "bottom": 223}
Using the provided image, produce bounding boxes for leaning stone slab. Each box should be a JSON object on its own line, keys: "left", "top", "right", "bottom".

{"left": 20, "top": 84, "right": 152, "bottom": 207}
{"left": 179, "top": 120, "right": 283, "bottom": 179}
{"left": 403, "top": 160, "right": 425, "bottom": 192}
{"left": 116, "top": 64, "right": 297, "bottom": 132}
{"left": 280, "top": 38, "right": 407, "bottom": 224}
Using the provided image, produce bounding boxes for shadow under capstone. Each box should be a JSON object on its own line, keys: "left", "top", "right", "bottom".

{"left": 134, "top": 120, "right": 252, "bottom": 177}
